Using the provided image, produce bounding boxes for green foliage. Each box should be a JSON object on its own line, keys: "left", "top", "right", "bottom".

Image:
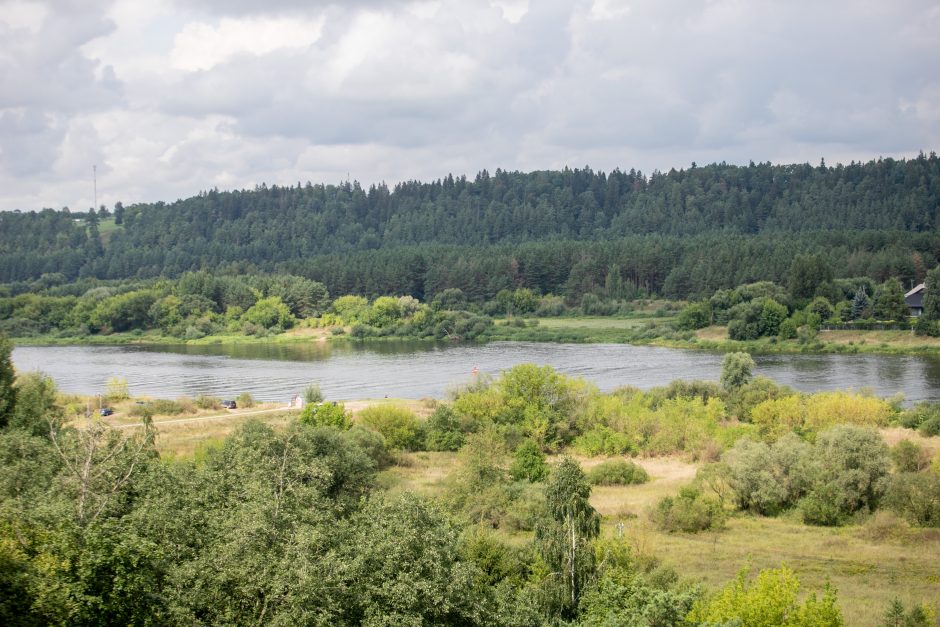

{"left": 920, "top": 414, "right": 940, "bottom": 437}
{"left": 303, "top": 382, "right": 324, "bottom": 404}
{"left": 688, "top": 566, "right": 843, "bottom": 627}
{"left": 577, "top": 543, "right": 699, "bottom": 626}
{"left": 534, "top": 457, "right": 600, "bottom": 618}
{"left": 676, "top": 301, "right": 712, "bottom": 330}
{"left": 0, "top": 336, "right": 15, "bottom": 428}
{"left": 299, "top": 401, "right": 351, "bottom": 430}
{"left": 799, "top": 425, "right": 890, "bottom": 526}
{"left": 806, "top": 296, "right": 835, "bottom": 321}
{"left": 8, "top": 372, "right": 61, "bottom": 436}
{"left": 650, "top": 484, "right": 725, "bottom": 533}
{"left": 721, "top": 351, "right": 756, "bottom": 391}
{"left": 235, "top": 391, "right": 254, "bottom": 408}
{"left": 424, "top": 404, "right": 464, "bottom": 451}
{"left": 329, "top": 494, "right": 495, "bottom": 625}
{"left": 727, "top": 298, "right": 788, "bottom": 340}
{"left": 586, "top": 459, "right": 649, "bottom": 486}
{"left": 723, "top": 435, "right": 812, "bottom": 515}
{"left": 778, "top": 317, "right": 798, "bottom": 339}
{"left": 891, "top": 440, "right": 932, "bottom": 473}
{"left": 881, "top": 598, "right": 937, "bottom": 627}
{"left": 357, "top": 404, "right": 423, "bottom": 450}
{"left": 898, "top": 401, "right": 940, "bottom": 429}
{"left": 574, "top": 426, "right": 636, "bottom": 456}
{"left": 788, "top": 254, "right": 833, "bottom": 303}
{"left": 104, "top": 376, "right": 129, "bottom": 402}
{"left": 850, "top": 286, "right": 872, "bottom": 320}
{"left": 509, "top": 439, "right": 548, "bottom": 482}
{"left": 874, "top": 278, "right": 911, "bottom": 321}
{"left": 242, "top": 295, "right": 295, "bottom": 330}
{"left": 194, "top": 394, "right": 220, "bottom": 409}
{"left": 923, "top": 266, "right": 940, "bottom": 322}
{"left": 883, "top": 472, "right": 940, "bottom": 527}
{"left": 471, "top": 363, "right": 588, "bottom": 451}
{"left": 367, "top": 295, "right": 402, "bottom": 327}
{"left": 342, "top": 425, "right": 392, "bottom": 469}
{"left": 447, "top": 427, "right": 514, "bottom": 527}
{"left": 331, "top": 294, "right": 368, "bottom": 321}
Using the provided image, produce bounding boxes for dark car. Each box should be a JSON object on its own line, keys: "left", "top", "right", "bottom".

{"left": 222, "top": 400, "right": 237, "bottom": 409}
{"left": 100, "top": 407, "right": 114, "bottom": 416}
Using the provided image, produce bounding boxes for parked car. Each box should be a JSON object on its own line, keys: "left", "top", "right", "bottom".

{"left": 99, "top": 407, "right": 114, "bottom": 416}
{"left": 221, "top": 400, "right": 237, "bottom": 409}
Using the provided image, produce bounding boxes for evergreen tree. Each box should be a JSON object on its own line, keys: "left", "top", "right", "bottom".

{"left": 873, "top": 279, "right": 910, "bottom": 321}
{"left": 922, "top": 266, "right": 940, "bottom": 322}
{"left": 850, "top": 286, "right": 871, "bottom": 320}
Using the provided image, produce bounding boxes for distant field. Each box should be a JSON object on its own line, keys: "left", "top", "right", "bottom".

{"left": 533, "top": 316, "right": 674, "bottom": 329}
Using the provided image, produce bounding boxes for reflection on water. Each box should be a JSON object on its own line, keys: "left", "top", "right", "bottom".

{"left": 12, "top": 341, "right": 940, "bottom": 405}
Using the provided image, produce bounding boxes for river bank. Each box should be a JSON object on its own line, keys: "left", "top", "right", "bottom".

{"left": 12, "top": 316, "right": 940, "bottom": 357}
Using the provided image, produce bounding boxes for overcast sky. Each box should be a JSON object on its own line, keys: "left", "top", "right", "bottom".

{"left": 1, "top": 0, "right": 938, "bottom": 211}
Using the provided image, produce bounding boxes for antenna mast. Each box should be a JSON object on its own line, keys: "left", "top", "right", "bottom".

{"left": 93, "top": 164, "right": 97, "bottom": 211}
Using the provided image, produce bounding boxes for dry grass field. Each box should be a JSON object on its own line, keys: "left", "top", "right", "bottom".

{"left": 383, "top": 447, "right": 940, "bottom": 626}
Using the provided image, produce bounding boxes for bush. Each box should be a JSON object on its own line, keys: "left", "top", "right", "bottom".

{"left": 723, "top": 435, "right": 812, "bottom": 515}
{"left": 573, "top": 426, "right": 636, "bottom": 456}
{"left": 358, "top": 404, "right": 424, "bottom": 450}
{"left": 920, "top": 415, "right": 940, "bottom": 437}
{"left": 299, "top": 401, "right": 351, "bottom": 430}
{"left": 303, "top": 383, "right": 324, "bottom": 405}
{"left": 778, "top": 317, "right": 798, "bottom": 340}
{"left": 586, "top": 460, "right": 649, "bottom": 486}
{"left": 651, "top": 485, "right": 725, "bottom": 533}
{"left": 343, "top": 425, "right": 392, "bottom": 468}
{"left": 509, "top": 440, "right": 547, "bottom": 482}
{"left": 688, "top": 566, "right": 842, "bottom": 627}
{"left": 105, "top": 377, "right": 130, "bottom": 402}
{"left": 424, "top": 405, "right": 464, "bottom": 452}
{"left": 195, "top": 395, "right": 220, "bottom": 410}
{"left": 235, "top": 392, "right": 255, "bottom": 409}
{"left": 898, "top": 401, "right": 940, "bottom": 430}
{"left": 883, "top": 472, "right": 940, "bottom": 527}
{"left": 676, "top": 302, "right": 711, "bottom": 330}
{"left": 799, "top": 425, "right": 890, "bottom": 526}
{"left": 891, "top": 440, "right": 932, "bottom": 473}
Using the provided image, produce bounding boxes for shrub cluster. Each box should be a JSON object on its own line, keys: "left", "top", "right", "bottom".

{"left": 586, "top": 459, "right": 649, "bottom": 486}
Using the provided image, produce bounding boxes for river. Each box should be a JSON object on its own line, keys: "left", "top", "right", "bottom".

{"left": 11, "top": 341, "right": 940, "bottom": 404}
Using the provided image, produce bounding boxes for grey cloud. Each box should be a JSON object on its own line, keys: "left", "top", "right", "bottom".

{"left": 0, "top": 3, "right": 122, "bottom": 179}
{"left": 175, "top": 0, "right": 403, "bottom": 16}
{"left": 2, "top": 0, "right": 940, "bottom": 210}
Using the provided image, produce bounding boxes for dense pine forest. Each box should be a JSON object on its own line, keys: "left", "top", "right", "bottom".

{"left": 2, "top": 155, "right": 939, "bottom": 301}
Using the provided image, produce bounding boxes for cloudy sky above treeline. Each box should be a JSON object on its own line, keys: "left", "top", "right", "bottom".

{"left": 1, "top": 0, "right": 939, "bottom": 211}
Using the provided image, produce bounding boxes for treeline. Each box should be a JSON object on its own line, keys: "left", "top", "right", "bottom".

{"left": 1, "top": 155, "right": 939, "bottom": 299}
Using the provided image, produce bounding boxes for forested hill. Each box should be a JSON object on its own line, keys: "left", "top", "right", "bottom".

{"left": 2, "top": 154, "right": 939, "bottom": 299}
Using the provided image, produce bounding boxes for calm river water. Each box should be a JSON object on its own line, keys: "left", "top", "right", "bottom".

{"left": 12, "top": 341, "right": 940, "bottom": 404}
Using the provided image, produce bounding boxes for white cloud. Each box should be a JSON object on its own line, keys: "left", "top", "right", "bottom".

{"left": 171, "top": 15, "right": 325, "bottom": 71}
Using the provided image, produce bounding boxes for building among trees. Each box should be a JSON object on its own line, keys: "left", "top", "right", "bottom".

{"left": 906, "top": 283, "right": 926, "bottom": 317}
